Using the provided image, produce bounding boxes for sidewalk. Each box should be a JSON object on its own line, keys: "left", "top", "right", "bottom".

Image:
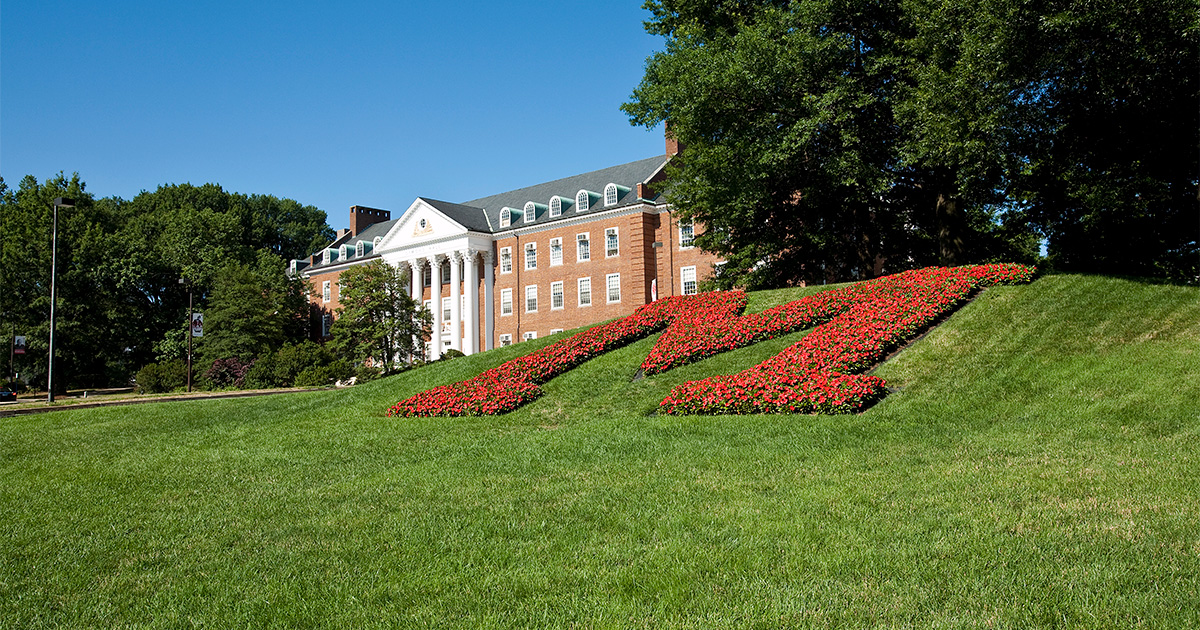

{"left": 0, "top": 387, "right": 327, "bottom": 417}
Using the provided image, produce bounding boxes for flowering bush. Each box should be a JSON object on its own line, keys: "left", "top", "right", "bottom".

{"left": 387, "top": 264, "right": 1035, "bottom": 417}
{"left": 658, "top": 264, "right": 1035, "bottom": 415}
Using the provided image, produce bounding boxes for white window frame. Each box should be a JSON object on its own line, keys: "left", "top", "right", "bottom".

{"left": 681, "top": 266, "right": 698, "bottom": 296}
{"left": 322, "top": 249, "right": 331, "bottom": 264}
{"left": 575, "top": 190, "right": 590, "bottom": 212}
{"left": 500, "top": 289, "right": 513, "bottom": 316}
{"left": 604, "top": 183, "right": 618, "bottom": 206}
{"left": 322, "top": 280, "right": 331, "bottom": 302}
{"left": 605, "top": 227, "right": 619, "bottom": 258}
{"left": 577, "top": 277, "right": 592, "bottom": 306}
{"left": 606, "top": 273, "right": 621, "bottom": 304}
{"left": 576, "top": 233, "right": 590, "bottom": 262}
{"left": 525, "top": 285, "right": 538, "bottom": 313}
{"left": 523, "top": 331, "right": 537, "bottom": 342}
{"left": 549, "top": 197, "right": 562, "bottom": 217}
{"left": 500, "top": 247, "right": 512, "bottom": 274}
{"left": 524, "top": 242, "right": 537, "bottom": 270}
{"left": 550, "top": 281, "right": 564, "bottom": 310}
{"left": 549, "top": 238, "right": 563, "bottom": 266}
{"left": 499, "top": 334, "right": 512, "bottom": 347}
{"left": 500, "top": 208, "right": 511, "bottom": 228}
{"left": 356, "top": 241, "right": 365, "bottom": 257}
{"left": 340, "top": 244, "right": 349, "bottom": 260}
{"left": 442, "top": 296, "right": 452, "bottom": 325}
{"left": 679, "top": 221, "right": 695, "bottom": 249}
{"left": 373, "top": 236, "right": 382, "bottom": 250}
{"left": 550, "top": 328, "right": 564, "bottom": 335}
{"left": 523, "top": 201, "right": 536, "bottom": 224}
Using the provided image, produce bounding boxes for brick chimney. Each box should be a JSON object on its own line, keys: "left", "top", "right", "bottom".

{"left": 349, "top": 205, "right": 391, "bottom": 236}
{"left": 665, "top": 122, "right": 684, "bottom": 157}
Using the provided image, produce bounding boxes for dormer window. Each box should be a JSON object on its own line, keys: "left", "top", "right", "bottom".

{"left": 549, "top": 197, "right": 561, "bottom": 217}
{"left": 339, "top": 244, "right": 349, "bottom": 260}
{"left": 524, "top": 202, "right": 537, "bottom": 224}
{"left": 356, "top": 241, "right": 365, "bottom": 257}
{"left": 603, "top": 183, "right": 631, "bottom": 206}
{"left": 289, "top": 259, "right": 298, "bottom": 273}
{"left": 500, "top": 208, "right": 512, "bottom": 228}
{"left": 576, "top": 190, "right": 600, "bottom": 213}
{"left": 322, "top": 249, "right": 331, "bottom": 264}
{"left": 373, "top": 236, "right": 382, "bottom": 250}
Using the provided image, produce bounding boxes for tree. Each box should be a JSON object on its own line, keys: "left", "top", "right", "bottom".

{"left": 625, "top": 0, "right": 1196, "bottom": 286}
{"left": 329, "top": 260, "right": 430, "bottom": 374}
{"left": 199, "top": 251, "right": 308, "bottom": 364}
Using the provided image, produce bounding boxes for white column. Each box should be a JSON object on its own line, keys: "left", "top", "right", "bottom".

{"left": 483, "top": 249, "right": 495, "bottom": 351}
{"left": 465, "top": 250, "right": 480, "bottom": 355}
{"left": 449, "top": 252, "right": 462, "bottom": 353}
{"left": 428, "top": 255, "right": 443, "bottom": 360}
{"left": 409, "top": 259, "right": 423, "bottom": 360}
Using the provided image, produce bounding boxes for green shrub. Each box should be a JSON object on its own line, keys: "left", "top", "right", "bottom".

{"left": 354, "top": 364, "right": 382, "bottom": 383}
{"left": 273, "top": 341, "right": 334, "bottom": 386}
{"left": 135, "top": 360, "right": 187, "bottom": 393}
{"left": 204, "top": 357, "right": 253, "bottom": 389}
{"left": 242, "top": 353, "right": 277, "bottom": 389}
{"left": 440, "top": 349, "right": 465, "bottom": 361}
{"left": 294, "top": 359, "right": 353, "bottom": 387}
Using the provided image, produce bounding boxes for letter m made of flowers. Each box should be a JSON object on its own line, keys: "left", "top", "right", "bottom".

{"left": 387, "top": 264, "right": 1034, "bottom": 417}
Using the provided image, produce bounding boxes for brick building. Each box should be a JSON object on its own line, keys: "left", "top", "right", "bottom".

{"left": 293, "top": 132, "right": 722, "bottom": 359}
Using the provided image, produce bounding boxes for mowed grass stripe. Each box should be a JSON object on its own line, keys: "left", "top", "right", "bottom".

{"left": 1, "top": 274, "right": 1197, "bottom": 628}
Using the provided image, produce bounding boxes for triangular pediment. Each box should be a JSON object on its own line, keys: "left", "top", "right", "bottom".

{"left": 377, "top": 198, "right": 470, "bottom": 250}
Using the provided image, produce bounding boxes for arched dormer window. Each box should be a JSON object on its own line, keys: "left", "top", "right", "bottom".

{"left": 603, "top": 183, "right": 631, "bottom": 206}
{"left": 323, "top": 249, "right": 332, "bottom": 264}
{"left": 524, "top": 202, "right": 537, "bottom": 224}
{"left": 373, "top": 236, "right": 382, "bottom": 250}
{"left": 356, "top": 241, "right": 365, "bottom": 257}
{"left": 549, "top": 196, "right": 561, "bottom": 217}
{"left": 576, "top": 190, "right": 600, "bottom": 213}
{"left": 340, "top": 244, "right": 349, "bottom": 260}
{"left": 501, "top": 207, "right": 523, "bottom": 228}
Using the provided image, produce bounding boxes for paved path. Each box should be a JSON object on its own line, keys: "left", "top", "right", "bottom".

{"left": 0, "top": 387, "right": 327, "bottom": 418}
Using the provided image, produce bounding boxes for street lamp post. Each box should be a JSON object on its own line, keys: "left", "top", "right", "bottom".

{"left": 47, "top": 197, "right": 75, "bottom": 403}
{"left": 179, "top": 278, "right": 194, "bottom": 392}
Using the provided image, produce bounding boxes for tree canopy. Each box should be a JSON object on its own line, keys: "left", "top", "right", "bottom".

{"left": 329, "top": 260, "right": 430, "bottom": 374}
{"left": 0, "top": 174, "right": 334, "bottom": 390}
{"left": 624, "top": 0, "right": 1198, "bottom": 287}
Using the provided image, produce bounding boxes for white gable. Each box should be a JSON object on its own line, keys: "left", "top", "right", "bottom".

{"left": 376, "top": 199, "right": 469, "bottom": 251}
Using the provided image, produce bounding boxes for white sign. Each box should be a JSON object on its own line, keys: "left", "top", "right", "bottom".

{"left": 191, "top": 313, "right": 204, "bottom": 338}
{"left": 651, "top": 279, "right": 658, "bottom": 302}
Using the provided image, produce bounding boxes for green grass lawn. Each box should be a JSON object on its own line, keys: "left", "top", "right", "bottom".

{"left": 2, "top": 274, "right": 1198, "bottom": 628}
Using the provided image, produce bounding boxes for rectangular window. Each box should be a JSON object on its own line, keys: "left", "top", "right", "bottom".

{"left": 500, "top": 247, "right": 512, "bottom": 274}
{"left": 500, "top": 289, "right": 513, "bottom": 316}
{"left": 578, "top": 277, "right": 592, "bottom": 306}
{"left": 441, "top": 264, "right": 451, "bottom": 284}
{"left": 605, "top": 227, "right": 619, "bottom": 257}
{"left": 681, "top": 266, "right": 698, "bottom": 296}
{"left": 550, "top": 328, "right": 564, "bottom": 335}
{"left": 550, "top": 238, "right": 563, "bottom": 266}
{"left": 576, "top": 233, "right": 590, "bottom": 261}
{"left": 525, "top": 285, "right": 538, "bottom": 313}
{"left": 500, "top": 334, "right": 512, "bottom": 347}
{"left": 322, "top": 313, "right": 332, "bottom": 336}
{"left": 525, "top": 242, "right": 537, "bottom": 270}
{"left": 551, "top": 281, "right": 564, "bottom": 310}
{"left": 680, "top": 221, "right": 695, "bottom": 249}
{"left": 523, "top": 331, "right": 537, "bottom": 342}
{"left": 606, "top": 273, "right": 621, "bottom": 303}
{"left": 322, "top": 280, "right": 331, "bottom": 302}
{"left": 442, "top": 297, "right": 451, "bottom": 323}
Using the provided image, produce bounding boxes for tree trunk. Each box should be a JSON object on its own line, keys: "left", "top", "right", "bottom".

{"left": 936, "top": 192, "right": 965, "bottom": 266}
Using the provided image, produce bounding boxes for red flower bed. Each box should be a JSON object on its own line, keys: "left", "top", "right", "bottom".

{"left": 387, "top": 263, "right": 1034, "bottom": 417}
{"left": 658, "top": 264, "right": 1035, "bottom": 415}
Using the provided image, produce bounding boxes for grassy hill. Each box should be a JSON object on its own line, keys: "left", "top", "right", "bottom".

{"left": 2, "top": 274, "right": 1197, "bottom": 628}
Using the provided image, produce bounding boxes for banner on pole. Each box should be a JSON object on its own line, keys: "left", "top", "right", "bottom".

{"left": 13, "top": 336, "right": 26, "bottom": 355}
{"left": 191, "top": 313, "right": 204, "bottom": 338}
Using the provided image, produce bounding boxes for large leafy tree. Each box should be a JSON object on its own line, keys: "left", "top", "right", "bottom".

{"left": 329, "top": 260, "right": 430, "bottom": 374}
{"left": 625, "top": 0, "right": 1197, "bottom": 286}
{"left": 198, "top": 252, "right": 308, "bottom": 364}
{"left": 0, "top": 173, "right": 334, "bottom": 389}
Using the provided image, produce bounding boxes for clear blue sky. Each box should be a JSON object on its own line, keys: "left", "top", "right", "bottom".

{"left": 2, "top": 1, "right": 668, "bottom": 230}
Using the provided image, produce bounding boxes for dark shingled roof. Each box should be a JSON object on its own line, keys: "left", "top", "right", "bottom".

{"left": 419, "top": 198, "right": 493, "bottom": 233}
{"left": 460, "top": 155, "right": 669, "bottom": 232}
